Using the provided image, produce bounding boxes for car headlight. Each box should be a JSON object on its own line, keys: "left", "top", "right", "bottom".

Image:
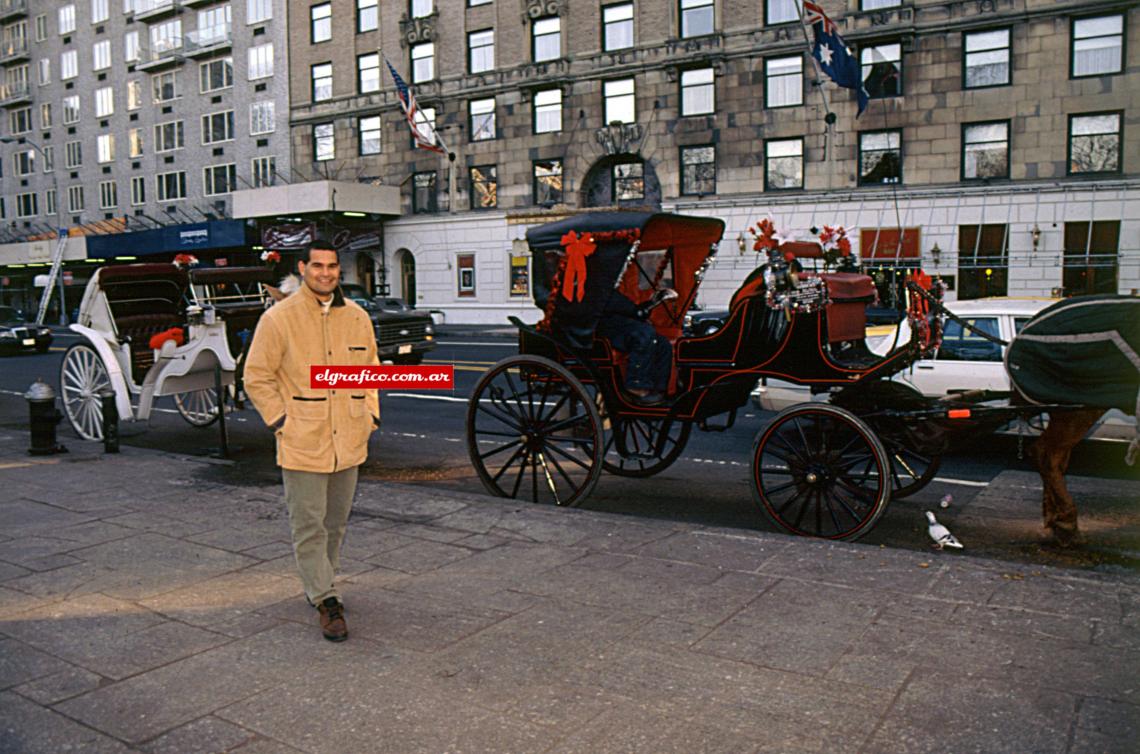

{"left": 0, "top": 331, "right": 15, "bottom": 339}
{"left": 424, "top": 325, "right": 434, "bottom": 335}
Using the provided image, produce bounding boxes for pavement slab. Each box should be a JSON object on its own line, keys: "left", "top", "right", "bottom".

{"left": 10, "top": 664, "right": 106, "bottom": 705}
{"left": 0, "top": 636, "right": 75, "bottom": 690}
{"left": 0, "top": 691, "right": 135, "bottom": 754}
{"left": 138, "top": 716, "right": 274, "bottom": 754}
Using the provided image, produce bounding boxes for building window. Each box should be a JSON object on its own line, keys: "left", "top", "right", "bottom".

{"left": 99, "top": 181, "right": 117, "bottom": 209}
{"left": 859, "top": 130, "right": 901, "bottom": 185}
{"left": 765, "top": 55, "right": 802, "bottom": 108}
{"left": 92, "top": 0, "right": 110, "bottom": 23}
{"left": 126, "top": 80, "right": 142, "bottom": 110}
{"left": 16, "top": 192, "right": 37, "bottom": 218}
{"left": 157, "top": 171, "right": 187, "bottom": 201}
{"left": 533, "top": 158, "right": 562, "bottom": 206}
{"left": 467, "top": 29, "right": 494, "bottom": 74}
{"left": 604, "top": 78, "right": 635, "bottom": 123}
{"left": 93, "top": 40, "right": 111, "bottom": 70}
{"left": 63, "top": 95, "right": 80, "bottom": 124}
{"left": 34, "top": 14, "right": 46, "bottom": 42}
{"left": 251, "top": 155, "right": 276, "bottom": 188}
{"left": 248, "top": 43, "right": 274, "bottom": 80}
{"left": 1068, "top": 112, "right": 1121, "bottom": 175}
{"left": 124, "top": 30, "right": 139, "bottom": 63}
{"left": 456, "top": 253, "right": 475, "bottom": 296}
{"left": 961, "top": 121, "right": 1008, "bottom": 180}
{"left": 469, "top": 98, "right": 495, "bottom": 141}
{"left": 680, "top": 0, "right": 713, "bottom": 38}
{"left": 764, "top": 137, "right": 803, "bottom": 190}
{"left": 200, "top": 58, "right": 233, "bottom": 92}
{"left": 149, "top": 19, "right": 181, "bottom": 57}
{"left": 603, "top": 3, "right": 633, "bottom": 51}
{"left": 311, "top": 3, "right": 331, "bottom": 43}
{"left": 203, "top": 164, "right": 237, "bottom": 196}
{"left": 1071, "top": 14, "right": 1124, "bottom": 78}
{"left": 963, "top": 29, "right": 1010, "bottom": 89}
{"left": 311, "top": 63, "right": 332, "bottom": 102}
{"left": 96, "top": 134, "right": 114, "bottom": 163}
{"left": 766, "top": 0, "right": 796, "bottom": 25}
{"left": 411, "top": 0, "right": 432, "bottom": 18}
{"left": 861, "top": 42, "right": 901, "bottom": 98}
{"left": 411, "top": 42, "right": 433, "bottom": 83}
{"left": 1064, "top": 221, "right": 1119, "bottom": 296}
{"left": 357, "top": 53, "right": 380, "bottom": 94}
{"left": 680, "top": 68, "right": 714, "bottom": 116}
{"left": 68, "top": 186, "right": 84, "bottom": 213}
{"left": 9, "top": 107, "right": 30, "bottom": 134}
{"left": 152, "top": 71, "right": 179, "bottom": 102}
{"left": 128, "top": 128, "right": 143, "bottom": 158}
{"left": 861, "top": 0, "right": 900, "bottom": 8}
{"left": 680, "top": 145, "right": 714, "bottom": 195}
{"left": 357, "top": 0, "right": 377, "bottom": 32}
{"left": 65, "top": 141, "right": 82, "bottom": 169}
{"left": 359, "top": 115, "right": 381, "bottom": 155}
{"left": 313, "top": 123, "right": 334, "bottom": 161}
{"left": 469, "top": 0, "right": 491, "bottom": 6}
{"left": 470, "top": 165, "right": 497, "bottom": 209}
{"left": 61, "top": 50, "right": 78, "bottom": 80}
{"left": 45, "top": 188, "right": 56, "bottom": 215}
{"left": 957, "top": 224, "right": 1008, "bottom": 300}
{"left": 95, "top": 87, "right": 114, "bottom": 118}
{"left": 59, "top": 5, "right": 76, "bottom": 36}
{"left": 412, "top": 106, "right": 436, "bottom": 148}
{"left": 533, "top": 88, "right": 562, "bottom": 133}
{"left": 130, "top": 176, "right": 145, "bottom": 206}
{"left": 40, "top": 145, "right": 52, "bottom": 172}
{"left": 14, "top": 150, "right": 33, "bottom": 175}
{"left": 37, "top": 58, "right": 50, "bottom": 87}
{"left": 39, "top": 103, "right": 51, "bottom": 128}
{"left": 154, "top": 120, "right": 184, "bottom": 152}
{"left": 247, "top": 0, "right": 272, "bottom": 24}
{"left": 201, "top": 110, "right": 234, "bottom": 144}
{"left": 413, "top": 171, "right": 436, "bottom": 213}
{"left": 612, "top": 162, "right": 644, "bottom": 201}
{"left": 249, "top": 101, "right": 275, "bottom": 134}
{"left": 532, "top": 17, "right": 560, "bottom": 62}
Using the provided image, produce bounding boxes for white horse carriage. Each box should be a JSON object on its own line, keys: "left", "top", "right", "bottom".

{"left": 59, "top": 262, "right": 275, "bottom": 440}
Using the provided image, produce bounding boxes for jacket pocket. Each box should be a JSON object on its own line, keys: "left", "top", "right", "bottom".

{"left": 348, "top": 394, "right": 367, "bottom": 417}
{"left": 290, "top": 395, "right": 329, "bottom": 420}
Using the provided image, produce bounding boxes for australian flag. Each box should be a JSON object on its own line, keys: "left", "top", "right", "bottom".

{"left": 803, "top": 1, "right": 869, "bottom": 116}
{"left": 384, "top": 57, "right": 447, "bottom": 155}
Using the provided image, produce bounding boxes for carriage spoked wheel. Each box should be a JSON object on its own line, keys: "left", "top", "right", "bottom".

{"left": 602, "top": 415, "right": 692, "bottom": 478}
{"left": 59, "top": 342, "right": 112, "bottom": 441}
{"left": 750, "top": 403, "right": 892, "bottom": 541}
{"left": 173, "top": 385, "right": 236, "bottom": 428}
{"left": 876, "top": 433, "right": 940, "bottom": 500}
{"left": 466, "top": 355, "right": 604, "bottom": 507}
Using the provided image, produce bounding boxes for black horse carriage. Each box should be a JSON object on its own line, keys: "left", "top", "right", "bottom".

{"left": 465, "top": 211, "right": 956, "bottom": 541}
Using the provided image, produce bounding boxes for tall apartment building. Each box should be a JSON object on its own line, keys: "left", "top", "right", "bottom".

{"left": 0, "top": 0, "right": 291, "bottom": 315}
{"left": 269, "top": 0, "right": 1135, "bottom": 323}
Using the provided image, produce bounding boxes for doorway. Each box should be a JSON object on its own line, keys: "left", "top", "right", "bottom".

{"left": 398, "top": 249, "right": 416, "bottom": 304}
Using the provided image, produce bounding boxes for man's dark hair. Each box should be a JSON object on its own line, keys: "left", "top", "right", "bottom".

{"left": 300, "top": 240, "right": 338, "bottom": 263}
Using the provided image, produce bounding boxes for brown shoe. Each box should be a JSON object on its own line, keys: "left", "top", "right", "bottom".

{"left": 317, "top": 597, "right": 348, "bottom": 642}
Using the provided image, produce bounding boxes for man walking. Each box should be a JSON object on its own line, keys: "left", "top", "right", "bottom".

{"left": 244, "top": 242, "right": 379, "bottom": 641}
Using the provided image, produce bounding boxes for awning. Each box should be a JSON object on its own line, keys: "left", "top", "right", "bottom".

{"left": 85, "top": 220, "right": 252, "bottom": 259}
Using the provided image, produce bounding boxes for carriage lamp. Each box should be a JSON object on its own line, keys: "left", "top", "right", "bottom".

{"left": 1031, "top": 224, "right": 1042, "bottom": 250}
{"left": 25, "top": 379, "right": 66, "bottom": 456}
{"left": 930, "top": 243, "right": 941, "bottom": 266}
{"left": 737, "top": 232, "right": 747, "bottom": 254}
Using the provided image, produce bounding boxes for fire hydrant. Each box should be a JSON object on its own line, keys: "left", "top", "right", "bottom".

{"left": 25, "top": 379, "right": 67, "bottom": 456}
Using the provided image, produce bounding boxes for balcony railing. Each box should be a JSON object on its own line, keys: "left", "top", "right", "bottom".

{"left": 136, "top": 40, "right": 184, "bottom": 70}
{"left": 0, "top": 37, "right": 28, "bottom": 63}
{"left": 0, "top": 80, "right": 31, "bottom": 105}
{"left": 134, "top": 0, "right": 180, "bottom": 21}
{"left": 0, "top": 0, "right": 28, "bottom": 22}
{"left": 184, "top": 24, "right": 231, "bottom": 56}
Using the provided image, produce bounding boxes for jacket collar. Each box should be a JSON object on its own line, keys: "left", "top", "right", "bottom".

{"left": 297, "top": 280, "right": 346, "bottom": 308}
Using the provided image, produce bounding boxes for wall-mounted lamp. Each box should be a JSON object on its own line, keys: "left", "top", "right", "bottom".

{"left": 737, "top": 232, "right": 747, "bottom": 254}
{"left": 930, "top": 242, "right": 941, "bottom": 266}
{"left": 1031, "top": 223, "right": 1041, "bottom": 250}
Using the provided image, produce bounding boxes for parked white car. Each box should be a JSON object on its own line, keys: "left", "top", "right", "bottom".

{"left": 751, "top": 298, "right": 1134, "bottom": 442}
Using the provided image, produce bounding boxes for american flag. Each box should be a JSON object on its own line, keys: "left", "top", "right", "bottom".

{"left": 384, "top": 57, "right": 447, "bottom": 155}
{"left": 802, "top": 1, "right": 836, "bottom": 34}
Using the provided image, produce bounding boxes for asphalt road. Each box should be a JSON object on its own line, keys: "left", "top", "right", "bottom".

{"left": 2, "top": 328, "right": 1136, "bottom": 570}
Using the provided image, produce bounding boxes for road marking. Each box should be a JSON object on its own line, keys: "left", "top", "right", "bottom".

{"left": 930, "top": 476, "right": 989, "bottom": 488}
{"left": 0, "top": 459, "right": 60, "bottom": 470}
{"left": 435, "top": 341, "right": 517, "bottom": 348}
{"left": 385, "top": 393, "right": 469, "bottom": 403}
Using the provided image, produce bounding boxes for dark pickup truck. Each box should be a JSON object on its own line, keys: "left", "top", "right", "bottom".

{"left": 341, "top": 285, "right": 436, "bottom": 365}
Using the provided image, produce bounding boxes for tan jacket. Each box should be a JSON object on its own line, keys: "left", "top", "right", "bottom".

{"left": 244, "top": 283, "right": 380, "bottom": 473}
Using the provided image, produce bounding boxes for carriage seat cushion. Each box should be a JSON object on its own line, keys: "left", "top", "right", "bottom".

{"left": 115, "top": 313, "right": 184, "bottom": 378}
{"left": 816, "top": 272, "right": 876, "bottom": 302}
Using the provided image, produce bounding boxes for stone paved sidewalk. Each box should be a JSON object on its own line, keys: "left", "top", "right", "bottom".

{"left": 0, "top": 431, "right": 1137, "bottom": 753}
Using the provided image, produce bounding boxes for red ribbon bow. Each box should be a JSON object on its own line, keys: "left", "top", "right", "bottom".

{"left": 560, "top": 231, "right": 596, "bottom": 302}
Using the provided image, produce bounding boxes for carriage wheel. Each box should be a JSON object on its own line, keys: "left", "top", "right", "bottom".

{"left": 878, "top": 434, "right": 941, "bottom": 500}
{"left": 750, "top": 403, "right": 891, "bottom": 541}
{"left": 59, "top": 342, "right": 112, "bottom": 441}
{"left": 602, "top": 416, "right": 692, "bottom": 477}
{"left": 173, "top": 387, "right": 231, "bottom": 428}
{"left": 467, "top": 355, "right": 603, "bottom": 507}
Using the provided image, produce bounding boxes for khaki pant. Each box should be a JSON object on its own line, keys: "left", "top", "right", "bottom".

{"left": 282, "top": 466, "right": 358, "bottom": 605}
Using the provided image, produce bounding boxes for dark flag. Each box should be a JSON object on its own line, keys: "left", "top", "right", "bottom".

{"left": 803, "top": 1, "right": 869, "bottom": 116}
{"left": 384, "top": 56, "right": 448, "bottom": 155}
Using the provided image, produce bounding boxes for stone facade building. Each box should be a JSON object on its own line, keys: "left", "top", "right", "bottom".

{"left": 288, "top": 0, "right": 1135, "bottom": 322}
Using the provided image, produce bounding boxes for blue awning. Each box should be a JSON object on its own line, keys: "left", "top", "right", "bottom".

{"left": 85, "top": 220, "right": 251, "bottom": 259}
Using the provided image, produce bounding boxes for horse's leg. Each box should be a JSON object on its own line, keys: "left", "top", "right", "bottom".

{"left": 1029, "top": 409, "right": 1103, "bottom": 546}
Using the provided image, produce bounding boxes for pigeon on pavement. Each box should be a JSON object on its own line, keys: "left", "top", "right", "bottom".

{"left": 926, "top": 511, "right": 963, "bottom": 550}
